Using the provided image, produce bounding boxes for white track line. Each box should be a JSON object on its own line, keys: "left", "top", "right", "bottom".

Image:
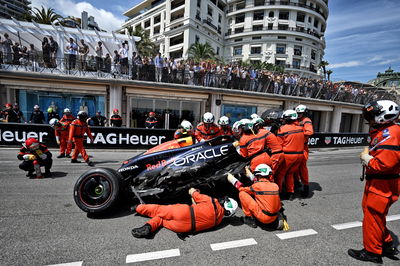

{"left": 387, "top": 214, "right": 400, "bottom": 222}
{"left": 47, "top": 262, "right": 83, "bottom": 266}
{"left": 210, "top": 238, "right": 257, "bottom": 251}
{"left": 126, "top": 249, "right": 180, "bottom": 263}
{"left": 331, "top": 221, "right": 362, "bottom": 230}
{"left": 276, "top": 229, "right": 318, "bottom": 240}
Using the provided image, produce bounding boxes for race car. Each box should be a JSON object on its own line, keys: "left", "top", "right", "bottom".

{"left": 73, "top": 135, "right": 246, "bottom": 214}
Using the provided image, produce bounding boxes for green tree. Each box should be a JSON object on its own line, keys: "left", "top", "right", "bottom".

{"left": 31, "top": 6, "right": 62, "bottom": 24}
{"left": 187, "top": 42, "right": 215, "bottom": 63}
{"left": 319, "top": 60, "right": 329, "bottom": 79}
{"left": 128, "top": 26, "right": 157, "bottom": 57}
{"left": 326, "top": 69, "right": 333, "bottom": 81}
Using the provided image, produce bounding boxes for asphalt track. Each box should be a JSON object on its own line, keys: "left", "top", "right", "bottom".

{"left": 0, "top": 147, "right": 399, "bottom": 266}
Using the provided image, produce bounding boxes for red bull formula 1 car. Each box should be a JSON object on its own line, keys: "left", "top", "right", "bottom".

{"left": 73, "top": 135, "right": 246, "bottom": 214}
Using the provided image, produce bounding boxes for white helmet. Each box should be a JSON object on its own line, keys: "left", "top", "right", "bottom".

{"left": 64, "top": 108, "right": 71, "bottom": 113}
{"left": 180, "top": 120, "right": 193, "bottom": 131}
{"left": 282, "top": 110, "right": 298, "bottom": 121}
{"left": 254, "top": 164, "right": 273, "bottom": 178}
{"left": 49, "top": 118, "right": 59, "bottom": 127}
{"left": 34, "top": 105, "right": 40, "bottom": 109}
{"left": 218, "top": 116, "right": 230, "bottom": 126}
{"left": 250, "top": 113, "right": 259, "bottom": 120}
{"left": 252, "top": 117, "right": 264, "bottom": 127}
{"left": 222, "top": 197, "right": 238, "bottom": 217}
{"left": 203, "top": 112, "right": 214, "bottom": 123}
{"left": 232, "top": 121, "right": 242, "bottom": 134}
{"left": 295, "top": 104, "right": 307, "bottom": 113}
{"left": 363, "top": 100, "right": 400, "bottom": 125}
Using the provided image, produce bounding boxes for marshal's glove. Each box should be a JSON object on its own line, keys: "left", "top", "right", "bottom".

{"left": 360, "top": 147, "right": 373, "bottom": 166}
{"left": 188, "top": 188, "right": 199, "bottom": 196}
{"left": 227, "top": 173, "right": 243, "bottom": 189}
{"left": 55, "top": 136, "right": 60, "bottom": 145}
{"left": 23, "top": 154, "right": 36, "bottom": 161}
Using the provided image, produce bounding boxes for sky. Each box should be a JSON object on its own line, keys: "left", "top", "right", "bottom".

{"left": 31, "top": 0, "right": 400, "bottom": 83}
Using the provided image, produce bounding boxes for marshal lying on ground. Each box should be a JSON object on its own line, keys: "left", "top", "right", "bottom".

{"left": 73, "top": 135, "right": 246, "bottom": 213}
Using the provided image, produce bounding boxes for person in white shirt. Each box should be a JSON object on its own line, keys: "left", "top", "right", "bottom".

{"left": 66, "top": 38, "right": 78, "bottom": 70}
{"left": 95, "top": 41, "right": 103, "bottom": 72}
{"left": 119, "top": 41, "right": 129, "bottom": 74}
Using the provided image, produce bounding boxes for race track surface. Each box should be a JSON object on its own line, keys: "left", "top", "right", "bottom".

{"left": 0, "top": 147, "right": 399, "bottom": 266}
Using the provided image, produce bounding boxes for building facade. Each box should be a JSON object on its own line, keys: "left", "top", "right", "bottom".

{"left": 0, "top": 0, "right": 31, "bottom": 20}
{"left": 121, "top": 0, "right": 328, "bottom": 78}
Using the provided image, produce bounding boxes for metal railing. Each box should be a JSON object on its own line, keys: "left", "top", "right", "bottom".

{"left": 226, "top": 25, "right": 323, "bottom": 39}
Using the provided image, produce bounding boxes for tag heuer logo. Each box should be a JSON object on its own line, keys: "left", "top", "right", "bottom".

{"left": 324, "top": 137, "right": 332, "bottom": 145}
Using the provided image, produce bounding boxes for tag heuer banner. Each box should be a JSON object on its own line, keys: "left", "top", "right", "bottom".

{"left": 0, "top": 123, "right": 369, "bottom": 149}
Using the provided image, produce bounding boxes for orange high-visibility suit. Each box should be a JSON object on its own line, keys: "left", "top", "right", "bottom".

{"left": 220, "top": 125, "right": 233, "bottom": 136}
{"left": 195, "top": 122, "right": 221, "bottom": 142}
{"left": 362, "top": 124, "right": 400, "bottom": 255}
{"left": 239, "top": 178, "right": 281, "bottom": 224}
{"left": 276, "top": 123, "right": 305, "bottom": 193}
{"left": 68, "top": 119, "right": 93, "bottom": 161}
{"left": 136, "top": 191, "right": 225, "bottom": 233}
{"left": 240, "top": 129, "right": 283, "bottom": 171}
{"left": 55, "top": 121, "right": 71, "bottom": 156}
{"left": 60, "top": 114, "right": 75, "bottom": 152}
{"left": 296, "top": 116, "right": 314, "bottom": 185}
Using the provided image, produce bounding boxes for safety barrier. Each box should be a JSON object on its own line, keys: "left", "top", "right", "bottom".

{"left": 0, "top": 123, "right": 369, "bottom": 149}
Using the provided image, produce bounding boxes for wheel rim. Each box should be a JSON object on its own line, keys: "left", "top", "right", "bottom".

{"left": 79, "top": 173, "right": 113, "bottom": 208}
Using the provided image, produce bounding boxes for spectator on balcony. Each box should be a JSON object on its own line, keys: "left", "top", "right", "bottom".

{"left": 113, "top": 50, "right": 120, "bottom": 76}
{"left": 119, "top": 41, "right": 129, "bottom": 75}
{"left": 42, "top": 37, "right": 51, "bottom": 68}
{"left": 1, "top": 33, "right": 13, "bottom": 64}
{"left": 28, "top": 44, "right": 39, "bottom": 72}
{"left": 162, "top": 57, "right": 169, "bottom": 82}
{"left": 131, "top": 51, "right": 138, "bottom": 79}
{"left": 18, "top": 46, "right": 28, "bottom": 66}
{"left": 154, "top": 53, "right": 163, "bottom": 82}
{"left": 170, "top": 57, "right": 178, "bottom": 83}
{"left": 49, "top": 36, "right": 58, "bottom": 68}
{"left": 95, "top": 41, "right": 103, "bottom": 72}
{"left": 12, "top": 42, "right": 21, "bottom": 65}
{"left": 79, "top": 39, "right": 89, "bottom": 71}
{"left": 66, "top": 38, "right": 78, "bottom": 70}
{"left": 104, "top": 53, "right": 111, "bottom": 73}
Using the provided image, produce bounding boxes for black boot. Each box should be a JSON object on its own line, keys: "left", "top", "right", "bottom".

{"left": 294, "top": 179, "right": 302, "bottom": 191}
{"left": 26, "top": 171, "right": 35, "bottom": 178}
{"left": 44, "top": 170, "right": 52, "bottom": 177}
{"left": 383, "top": 242, "right": 399, "bottom": 258}
{"left": 243, "top": 216, "right": 257, "bottom": 228}
{"left": 301, "top": 185, "right": 309, "bottom": 198}
{"left": 66, "top": 154, "right": 71, "bottom": 158}
{"left": 57, "top": 154, "right": 65, "bottom": 158}
{"left": 287, "top": 192, "right": 295, "bottom": 201}
{"left": 71, "top": 159, "right": 80, "bottom": 163}
{"left": 348, "top": 249, "right": 382, "bottom": 264}
{"left": 86, "top": 160, "right": 94, "bottom": 167}
{"left": 131, "top": 224, "right": 152, "bottom": 238}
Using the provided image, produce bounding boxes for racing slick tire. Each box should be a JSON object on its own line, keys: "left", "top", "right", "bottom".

{"left": 74, "top": 168, "right": 123, "bottom": 213}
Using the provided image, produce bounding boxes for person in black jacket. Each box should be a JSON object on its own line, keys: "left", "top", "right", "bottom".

{"left": 17, "top": 138, "right": 52, "bottom": 178}
{"left": 29, "top": 105, "right": 45, "bottom": 124}
{"left": 145, "top": 111, "right": 158, "bottom": 129}
{"left": 47, "top": 107, "right": 60, "bottom": 123}
{"left": 110, "top": 108, "right": 122, "bottom": 127}
{"left": 88, "top": 111, "right": 107, "bottom": 126}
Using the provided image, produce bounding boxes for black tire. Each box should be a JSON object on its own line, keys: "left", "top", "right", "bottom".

{"left": 73, "top": 168, "right": 123, "bottom": 213}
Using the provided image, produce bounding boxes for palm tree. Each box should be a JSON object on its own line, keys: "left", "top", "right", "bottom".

{"left": 318, "top": 60, "right": 329, "bottom": 79}
{"left": 128, "top": 26, "right": 157, "bottom": 57}
{"left": 326, "top": 69, "right": 333, "bottom": 81}
{"left": 31, "top": 6, "right": 62, "bottom": 24}
{"left": 187, "top": 42, "right": 215, "bottom": 62}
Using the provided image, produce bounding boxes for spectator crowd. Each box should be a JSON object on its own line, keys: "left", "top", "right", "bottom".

{"left": 1, "top": 32, "right": 398, "bottom": 106}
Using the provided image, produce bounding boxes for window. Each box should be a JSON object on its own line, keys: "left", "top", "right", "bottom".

{"left": 197, "top": 0, "right": 201, "bottom": 8}
{"left": 253, "top": 25, "right": 263, "bottom": 31}
{"left": 235, "top": 27, "right": 244, "bottom": 33}
{"left": 311, "top": 50, "right": 316, "bottom": 60}
{"left": 235, "top": 13, "right": 245, "bottom": 23}
{"left": 218, "top": 14, "right": 222, "bottom": 23}
{"left": 195, "top": 35, "right": 200, "bottom": 43}
{"left": 268, "top": 11, "right": 274, "bottom": 18}
{"left": 294, "top": 45, "right": 302, "bottom": 56}
{"left": 308, "top": 16, "right": 312, "bottom": 23}
{"left": 276, "top": 45, "right": 286, "bottom": 54}
{"left": 277, "top": 35, "right": 286, "bottom": 39}
{"left": 314, "top": 19, "right": 319, "bottom": 28}
{"left": 279, "top": 11, "right": 289, "bottom": 20}
{"left": 237, "top": 1, "right": 245, "bottom": 10}
{"left": 154, "top": 15, "right": 161, "bottom": 24}
{"left": 254, "top": 0, "right": 264, "bottom": 6}
{"left": 170, "top": 34, "right": 184, "bottom": 46}
{"left": 295, "top": 38, "right": 303, "bottom": 41}
{"left": 208, "top": 5, "right": 213, "bottom": 17}
{"left": 253, "top": 11, "right": 264, "bottom": 21}
{"left": 233, "top": 46, "right": 242, "bottom": 55}
{"left": 153, "top": 26, "right": 160, "bottom": 34}
{"left": 267, "top": 23, "right": 273, "bottom": 30}
{"left": 275, "top": 59, "right": 286, "bottom": 66}
{"left": 144, "top": 20, "right": 150, "bottom": 28}
{"left": 196, "top": 10, "right": 201, "bottom": 21}
{"left": 292, "top": 59, "right": 301, "bottom": 69}
{"left": 278, "top": 24, "right": 288, "bottom": 30}
{"left": 234, "top": 38, "right": 242, "bottom": 42}
{"left": 251, "top": 46, "right": 261, "bottom": 54}
{"left": 216, "top": 47, "right": 220, "bottom": 55}
{"left": 252, "top": 36, "right": 262, "bottom": 40}
{"left": 296, "top": 12, "right": 305, "bottom": 22}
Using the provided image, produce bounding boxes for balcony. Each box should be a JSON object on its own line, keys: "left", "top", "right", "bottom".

{"left": 202, "top": 18, "right": 219, "bottom": 33}
{"left": 225, "top": 25, "right": 324, "bottom": 40}
{"left": 170, "top": 0, "right": 185, "bottom": 10}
